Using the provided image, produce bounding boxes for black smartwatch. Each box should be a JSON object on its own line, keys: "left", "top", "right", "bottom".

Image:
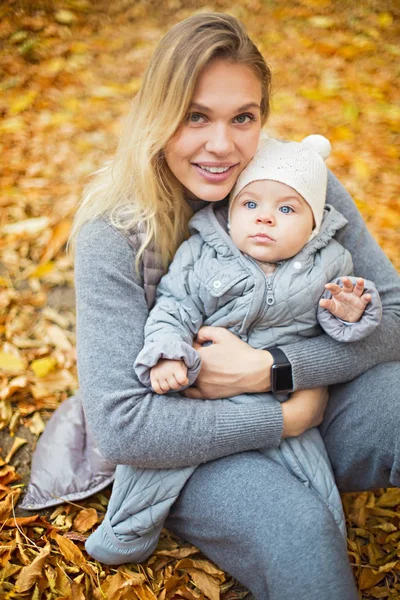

{"left": 267, "top": 347, "right": 293, "bottom": 394}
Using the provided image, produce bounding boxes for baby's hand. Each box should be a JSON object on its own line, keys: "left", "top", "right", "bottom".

{"left": 150, "top": 359, "right": 189, "bottom": 394}
{"left": 319, "top": 277, "right": 371, "bottom": 323}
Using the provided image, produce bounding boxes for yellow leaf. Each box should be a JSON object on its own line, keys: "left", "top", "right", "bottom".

{"left": 42, "top": 57, "right": 67, "bottom": 76}
{"left": 29, "top": 262, "right": 55, "bottom": 279}
{"left": 70, "top": 41, "right": 88, "bottom": 53}
{"left": 377, "top": 12, "right": 393, "bottom": 28}
{"left": 54, "top": 9, "right": 77, "bottom": 24}
{"left": 73, "top": 508, "right": 98, "bottom": 533}
{"left": 353, "top": 158, "right": 370, "bottom": 179}
{"left": 308, "top": 16, "right": 335, "bottom": 28}
{"left": 30, "top": 357, "right": 57, "bottom": 378}
{"left": 0, "top": 116, "right": 24, "bottom": 134}
{"left": 9, "top": 90, "right": 38, "bottom": 115}
{"left": 332, "top": 126, "right": 354, "bottom": 141}
{"left": 0, "top": 352, "right": 25, "bottom": 374}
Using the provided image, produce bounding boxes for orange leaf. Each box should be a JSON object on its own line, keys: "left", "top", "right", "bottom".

{"left": 50, "top": 531, "right": 96, "bottom": 581}
{"left": 358, "top": 567, "right": 387, "bottom": 590}
{"left": 1, "top": 514, "right": 39, "bottom": 527}
{"left": 0, "top": 488, "right": 21, "bottom": 521}
{"left": 73, "top": 508, "right": 98, "bottom": 533}
{"left": 185, "top": 568, "right": 220, "bottom": 600}
{"left": 15, "top": 543, "right": 51, "bottom": 592}
{"left": 40, "top": 218, "right": 72, "bottom": 263}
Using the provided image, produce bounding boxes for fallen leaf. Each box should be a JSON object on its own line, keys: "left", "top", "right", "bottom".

{"left": 376, "top": 489, "right": 400, "bottom": 508}
{"left": 30, "top": 356, "right": 57, "bottom": 378}
{"left": 358, "top": 567, "right": 387, "bottom": 590}
{"left": 5, "top": 436, "right": 27, "bottom": 463}
{"left": 40, "top": 218, "right": 72, "bottom": 263}
{"left": 0, "top": 352, "right": 25, "bottom": 374}
{"left": 1, "top": 217, "right": 50, "bottom": 236}
{"left": 0, "top": 488, "right": 21, "bottom": 520}
{"left": 73, "top": 508, "right": 98, "bottom": 533}
{"left": 15, "top": 543, "right": 51, "bottom": 592}
{"left": 54, "top": 9, "right": 77, "bottom": 25}
{"left": 27, "top": 411, "right": 46, "bottom": 435}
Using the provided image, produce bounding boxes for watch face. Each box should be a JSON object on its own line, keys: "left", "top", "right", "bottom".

{"left": 272, "top": 363, "right": 293, "bottom": 393}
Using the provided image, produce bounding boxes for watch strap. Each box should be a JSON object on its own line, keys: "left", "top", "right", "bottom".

{"left": 267, "top": 347, "right": 290, "bottom": 366}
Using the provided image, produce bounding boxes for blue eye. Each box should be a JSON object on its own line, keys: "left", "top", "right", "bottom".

{"left": 279, "top": 205, "right": 293, "bottom": 214}
{"left": 188, "top": 112, "right": 206, "bottom": 123}
{"left": 245, "top": 201, "right": 257, "bottom": 209}
{"left": 234, "top": 114, "right": 253, "bottom": 124}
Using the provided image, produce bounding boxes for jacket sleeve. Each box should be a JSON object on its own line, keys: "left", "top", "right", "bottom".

{"left": 134, "top": 237, "right": 204, "bottom": 389}
{"left": 75, "top": 218, "right": 283, "bottom": 467}
{"left": 280, "top": 171, "right": 400, "bottom": 389}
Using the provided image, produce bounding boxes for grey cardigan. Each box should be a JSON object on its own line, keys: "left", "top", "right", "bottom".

{"left": 20, "top": 172, "right": 400, "bottom": 515}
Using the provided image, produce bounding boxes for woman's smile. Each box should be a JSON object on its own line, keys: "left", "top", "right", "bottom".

{"left": 193, "top": 162, "right": 238, "bottom": 182}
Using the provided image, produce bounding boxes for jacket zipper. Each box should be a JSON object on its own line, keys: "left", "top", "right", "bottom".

{"left": 247, "top": 262, "right": 280, "bottom": 337}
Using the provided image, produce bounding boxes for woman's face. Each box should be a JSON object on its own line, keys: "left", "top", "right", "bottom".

{"left": 164, "top": 59, "right": 263, "bottom": 202}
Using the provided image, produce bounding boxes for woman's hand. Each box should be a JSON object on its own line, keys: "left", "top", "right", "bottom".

{"left": 281, "top": 386, "right": 329, "bottom": 439}
{"left": 181, "top": 326, "right": 272, "bottom": 399}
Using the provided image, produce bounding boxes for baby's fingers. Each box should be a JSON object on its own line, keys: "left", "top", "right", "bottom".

{"left": 340, "top": 277, "right": 356, "bottom": 294}
{"left": 361, "top": 293, "right": 371, "bottom": 306}
{"left": 341, "top": 277, "right": 365, "bottom": 297}
{"left": 324, "top": 282, "right": 342, "bottom": 296}
{"left": 151, "top": 377, "right": 169, "bottom": 394}
{"left": 174, "top": 370, "right": 189, "bottom": 386}
{"left": 319, "top": 298, "right": 334, "bottom": 311}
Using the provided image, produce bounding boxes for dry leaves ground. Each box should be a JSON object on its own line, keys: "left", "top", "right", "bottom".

{"left": 0, "top": 0, "right": 399, "bottom": 598}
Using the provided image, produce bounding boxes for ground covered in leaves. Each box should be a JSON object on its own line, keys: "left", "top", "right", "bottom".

{"left": 0, "top": 0, "right": 399, "bottom": 598}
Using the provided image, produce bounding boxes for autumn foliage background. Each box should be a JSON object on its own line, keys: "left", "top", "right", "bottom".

{"left": 0, "top": 0, "right": 399, "bottom": 598}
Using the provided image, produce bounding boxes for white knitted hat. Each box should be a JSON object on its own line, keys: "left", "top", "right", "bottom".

{"left": 230, "top": 134, "right": 331, "bottom": 237}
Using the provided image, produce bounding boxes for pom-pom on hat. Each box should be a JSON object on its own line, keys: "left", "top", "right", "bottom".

{"left": 230, "top": 134, "right": 332, "bottom": 237}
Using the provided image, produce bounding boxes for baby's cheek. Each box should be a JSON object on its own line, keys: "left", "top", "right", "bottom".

{"left": 228, "top": 222, "right": 243, "bottom": 249}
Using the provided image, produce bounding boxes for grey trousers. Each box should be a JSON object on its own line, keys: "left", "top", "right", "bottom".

{"left": 166, "top": 362, "right": 400, "bottom": 599}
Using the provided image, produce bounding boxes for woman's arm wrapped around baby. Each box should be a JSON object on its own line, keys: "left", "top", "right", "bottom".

{"left": 134, "top": 235, "right": 205, "bottom": 392}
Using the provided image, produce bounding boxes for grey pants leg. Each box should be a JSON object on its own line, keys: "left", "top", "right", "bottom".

{"left": 166, "top": 451, "right": 358, "bottom": 600}
{"left": 321, "top": 362, "right": 400, "bottom": 492}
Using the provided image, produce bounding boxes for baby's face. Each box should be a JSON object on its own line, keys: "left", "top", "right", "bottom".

{"left": 229, "top": 180, "right": 314, "bottom": 263}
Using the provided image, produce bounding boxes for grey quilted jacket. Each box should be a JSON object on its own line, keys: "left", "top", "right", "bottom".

{"left": 83, "top": 203, "right": 381, "bottom": 565}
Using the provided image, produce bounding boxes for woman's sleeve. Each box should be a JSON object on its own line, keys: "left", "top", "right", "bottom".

{"left": 280, "top": 172, "right": 400, "bottom": 390}
{"left": 75, "top": 218, "right": 283, "bottom": 468}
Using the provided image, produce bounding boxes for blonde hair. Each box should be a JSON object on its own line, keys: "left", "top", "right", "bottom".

{"left": 69, "top": 13, "right": 271, "bottom": 273}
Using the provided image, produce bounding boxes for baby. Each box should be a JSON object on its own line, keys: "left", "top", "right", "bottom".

{"left": 136, "top": 135, "right": 381, "bottom": 394}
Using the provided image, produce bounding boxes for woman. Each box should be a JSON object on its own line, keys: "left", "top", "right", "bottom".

{"left": 29, "top": 12, "right": 400, "bottom": 600}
